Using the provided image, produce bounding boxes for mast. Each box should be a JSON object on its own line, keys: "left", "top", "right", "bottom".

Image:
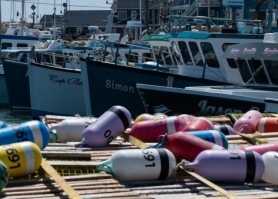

{"left": 20, "top": 0, "right": 25, "bottom": 36}
{"left": 53, "top": 0, "right": 56, "bottom": 39}
{"left": 0, "top": 0, "right": 2, "bottom": 34}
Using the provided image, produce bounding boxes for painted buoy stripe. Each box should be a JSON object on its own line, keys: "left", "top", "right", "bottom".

{"left": 167, "top": 117, "right": 176, "bottom": 134}
{"left": 21, "top": 142, "right": 35, "bottom": 174}
{"left": 28, "top": 121, "right": 43, "bottom": 149}
{"left": 245, "top": 150, "right": 256, "bottom": 183}
{"left": 258, "top": 118, "right": 267, "bottom": 133}
{"left": 109, "top": 107, "right": 129, "bottom": 129}
{"left": 219, "top": 126, "right": 229, "bottom": 135}
{"left": 158, "top": 148, "right": 169, "bottom": 180}
{"left": 210, "top": 130, "right": 223, "bottom": 147}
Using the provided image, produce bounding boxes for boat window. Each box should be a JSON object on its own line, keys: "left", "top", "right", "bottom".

{"left": 201, "top": 42, "right": 219, "bottom": 68}
{"left": 43, "top": 54, "right": 52, "bottom": 63}
{"left": 161, "top": 46, "right": 173, "bottom": 65}
{"left": 248, "top": 59, "right": 268, "bottom": 84}
{"left": 20, "top": 53, "right": 28, "bottom": 63}
{"left": 178, "top": 41, "right": 192, "bottom": 65}
{"left": 189, "top": 42, "right": 204, "bottom": 66}
{"left": 265, "top": 60, "right": 278, "bottom": 85}
{"left": 152, "top": 46, "right": 163, "bottom": 64}
{"left": 169, "top": 46, "right": 177, "bottom": 65}
{"left": 222, "top": 43, "right": 237, "bottom": 52}
{"left": 226, "top": 58, "right": 238, "bottom": 68}
{"left": 1, "top": 43, "right": 12, "bottom": 49}
{"left": 237, "top": 59, "right": 254, "bottom": 83}
{"left": 17, "top": 43, "right": 28, "bottom": 48}
{"left": 125, "top": 52, "right": 138, "bottom": 63}
{"left": 142, "top": 53, "right": 153, "bottom": 62}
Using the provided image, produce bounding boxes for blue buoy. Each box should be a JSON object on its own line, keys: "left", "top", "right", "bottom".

{"left": 0, "top": 120, "right": 49, "bottom": 149}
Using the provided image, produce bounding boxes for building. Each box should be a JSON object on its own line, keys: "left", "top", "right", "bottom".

{"left": 38, "top": 0, "right": 278, "bottom": 40}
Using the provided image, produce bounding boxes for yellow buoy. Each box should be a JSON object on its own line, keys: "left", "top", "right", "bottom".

{"left": 0, "top": 141, "right": 42, "bottom": 177}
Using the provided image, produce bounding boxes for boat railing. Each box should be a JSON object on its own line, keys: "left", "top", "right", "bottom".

{"left": 166, "top": 15, "right": 264, "bottom": 34}
{"left": 31, "top": 50, "right": 81, "bottom": 70}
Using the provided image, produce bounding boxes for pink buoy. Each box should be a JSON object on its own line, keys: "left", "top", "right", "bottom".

{"left": 129, "top": 116, "right": 187, "bottom": 142}
{"left": 255, "top": 117, "right": 278, "bottom": 133}
{"left": 183, "top": 117, "right": 214, "bottom": 132}
{"left": 241, "top": 142, "right": 278, "bottom": 155}
{"left": 183, "top": 150, "right": 265, "bottom": 183}
{"left": 233, "top": 110, "right": 263, "bottom": 134}
{"left": 157, "top": 132, "right": 225, "bottom": 162}
{"left": 179, "top": 114, "right": 195, "bottom": 125}
{"left": 81, "top": 106, "right": 132, "bottom": 147}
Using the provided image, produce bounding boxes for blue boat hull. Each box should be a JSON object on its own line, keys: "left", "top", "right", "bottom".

{"left": 2, "top": 58, "right": 30, "bottom": 111}
{"left": 82, "top": 59, "right": 230, "bottom": 118}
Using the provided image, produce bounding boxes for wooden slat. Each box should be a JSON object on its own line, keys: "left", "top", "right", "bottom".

{"left": 41, "top": 159, "right": 82, "bottom": 199}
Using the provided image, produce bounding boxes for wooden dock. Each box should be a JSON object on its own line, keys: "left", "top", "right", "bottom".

{"left": 2, "top": 115, "right": 278, "bottom": 199}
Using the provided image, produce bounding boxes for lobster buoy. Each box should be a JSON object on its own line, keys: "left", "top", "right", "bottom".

{"left": 255, "top": 117, "right": 278, "bottom": 133}
{"left": 49, "top": 117, "right": 96, "bottom": 143}
{"left": 183, "top": 117, "right": 214, "bottom": 132}
{"left": 186, "top": 130, "right": 228, "bottom": 149}
{"left": 233, "top": 110, "right": 263, "bottom": 134}
{"left": 0, "top": 161, "right": 8, "bottom": 191}
{"left": 97, "top": 148, "right": 176, "bottom": 182}
{"left": 241, "top": 142, "right": 278, "bottom": 155}
{"left": 129, "top": 116, "right": 187, "bottom": 142}
{"left": 134, "top": 113, "right": 167, "bottom": 123}
{"left": 179, "top": 114, "right": 195, "bottom": 125}
{"left": 0, "top": 120, "right": 49, "bottom": 150}
{"left": 0, "top": 121, "right": 8, "bottom": 129}
{"left": 214, "top": 124, "right": 236, "bottom": 135}
{"left": 82, "top": 106, "right": 132, "bottom": 147}
{"left": 182, "top": 150, "right": 265, "bottom": 183}
{"left": 261, "top": 151, "right": 278, "bottom": 185}
{"left": 0, "top": 141, "right": 42, "bottom": 177}
{"left": 158, "top": 132, "right": 225, "bottom": 162}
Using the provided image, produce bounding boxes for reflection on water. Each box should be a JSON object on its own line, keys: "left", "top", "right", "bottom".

{"left": 0, "top": 106, "right": 33, "bottom": 125}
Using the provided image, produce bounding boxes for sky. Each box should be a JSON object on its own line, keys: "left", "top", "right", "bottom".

{"left": 0, "top": 0, "right": 112, "bottom": 22}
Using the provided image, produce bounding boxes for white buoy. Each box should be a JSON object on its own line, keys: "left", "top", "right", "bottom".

{"left": 97, "top": 148, "right": 176, "bottom": 182}
{"left": 49, "top": 117, "right": 96, "bottom": 142}
{"left": 261, "top": 151, "right": 278, "bottom": 185}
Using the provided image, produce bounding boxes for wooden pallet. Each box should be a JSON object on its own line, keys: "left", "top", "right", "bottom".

{"left": 2, "top": 115, "right": 278, "bottom": 199}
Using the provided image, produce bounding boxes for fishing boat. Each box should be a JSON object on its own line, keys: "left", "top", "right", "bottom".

{"left": 136, "top": 32, "right": 278, "bottom": 116}
{"left": 0, "top": 29, "right": 39, "bottom": 106}
{"left": 1, "top": 39, "right": 73, "bottom": 112}
{"left": 142, "top": 0, "right": 278, "bottom": 85}
{"left": 79, "top": 12, "right": 277, "bottom": 118}
{"left": 27, "top": 60, "right": 85, "bottom": 118}
{"left": 80, "top": 53, "right": 231, "bottom": 118}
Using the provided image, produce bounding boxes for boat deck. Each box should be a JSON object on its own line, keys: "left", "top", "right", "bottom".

{"left": 2, "top": 115, "right": 278, "bottom": 199}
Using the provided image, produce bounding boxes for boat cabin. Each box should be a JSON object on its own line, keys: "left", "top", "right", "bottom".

{"left": 223, "top": 33, "right": 278, "bottom": 89}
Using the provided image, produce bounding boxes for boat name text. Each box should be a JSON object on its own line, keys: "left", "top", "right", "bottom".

{"left": 198, "top": 100, "right": 259, "bottom": 115}
{"left": 263, "top": 48, "right": 278, "bottom": 56}
{"left": 105, "top": 79, "right": 135, "bottom": 93}
{"left": 243, "top": 47, "right": 256, "bottom": 54}
{"left": 49, "top": 74, "right": 82, "bottom": 86}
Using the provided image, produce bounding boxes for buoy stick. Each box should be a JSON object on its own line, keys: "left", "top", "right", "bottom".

{"left": 235, "top": 131, "right": 268, "bottom": 144}
{"left": 41, "top": 159, "right": 82, "bottom": 199}
{"left": 123, "top": 132, "right": 237, "bottom": 199}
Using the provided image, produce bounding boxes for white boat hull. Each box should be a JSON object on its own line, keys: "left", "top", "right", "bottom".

{"left": 28, "top": 62, "right": 86, "bottom": 117}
